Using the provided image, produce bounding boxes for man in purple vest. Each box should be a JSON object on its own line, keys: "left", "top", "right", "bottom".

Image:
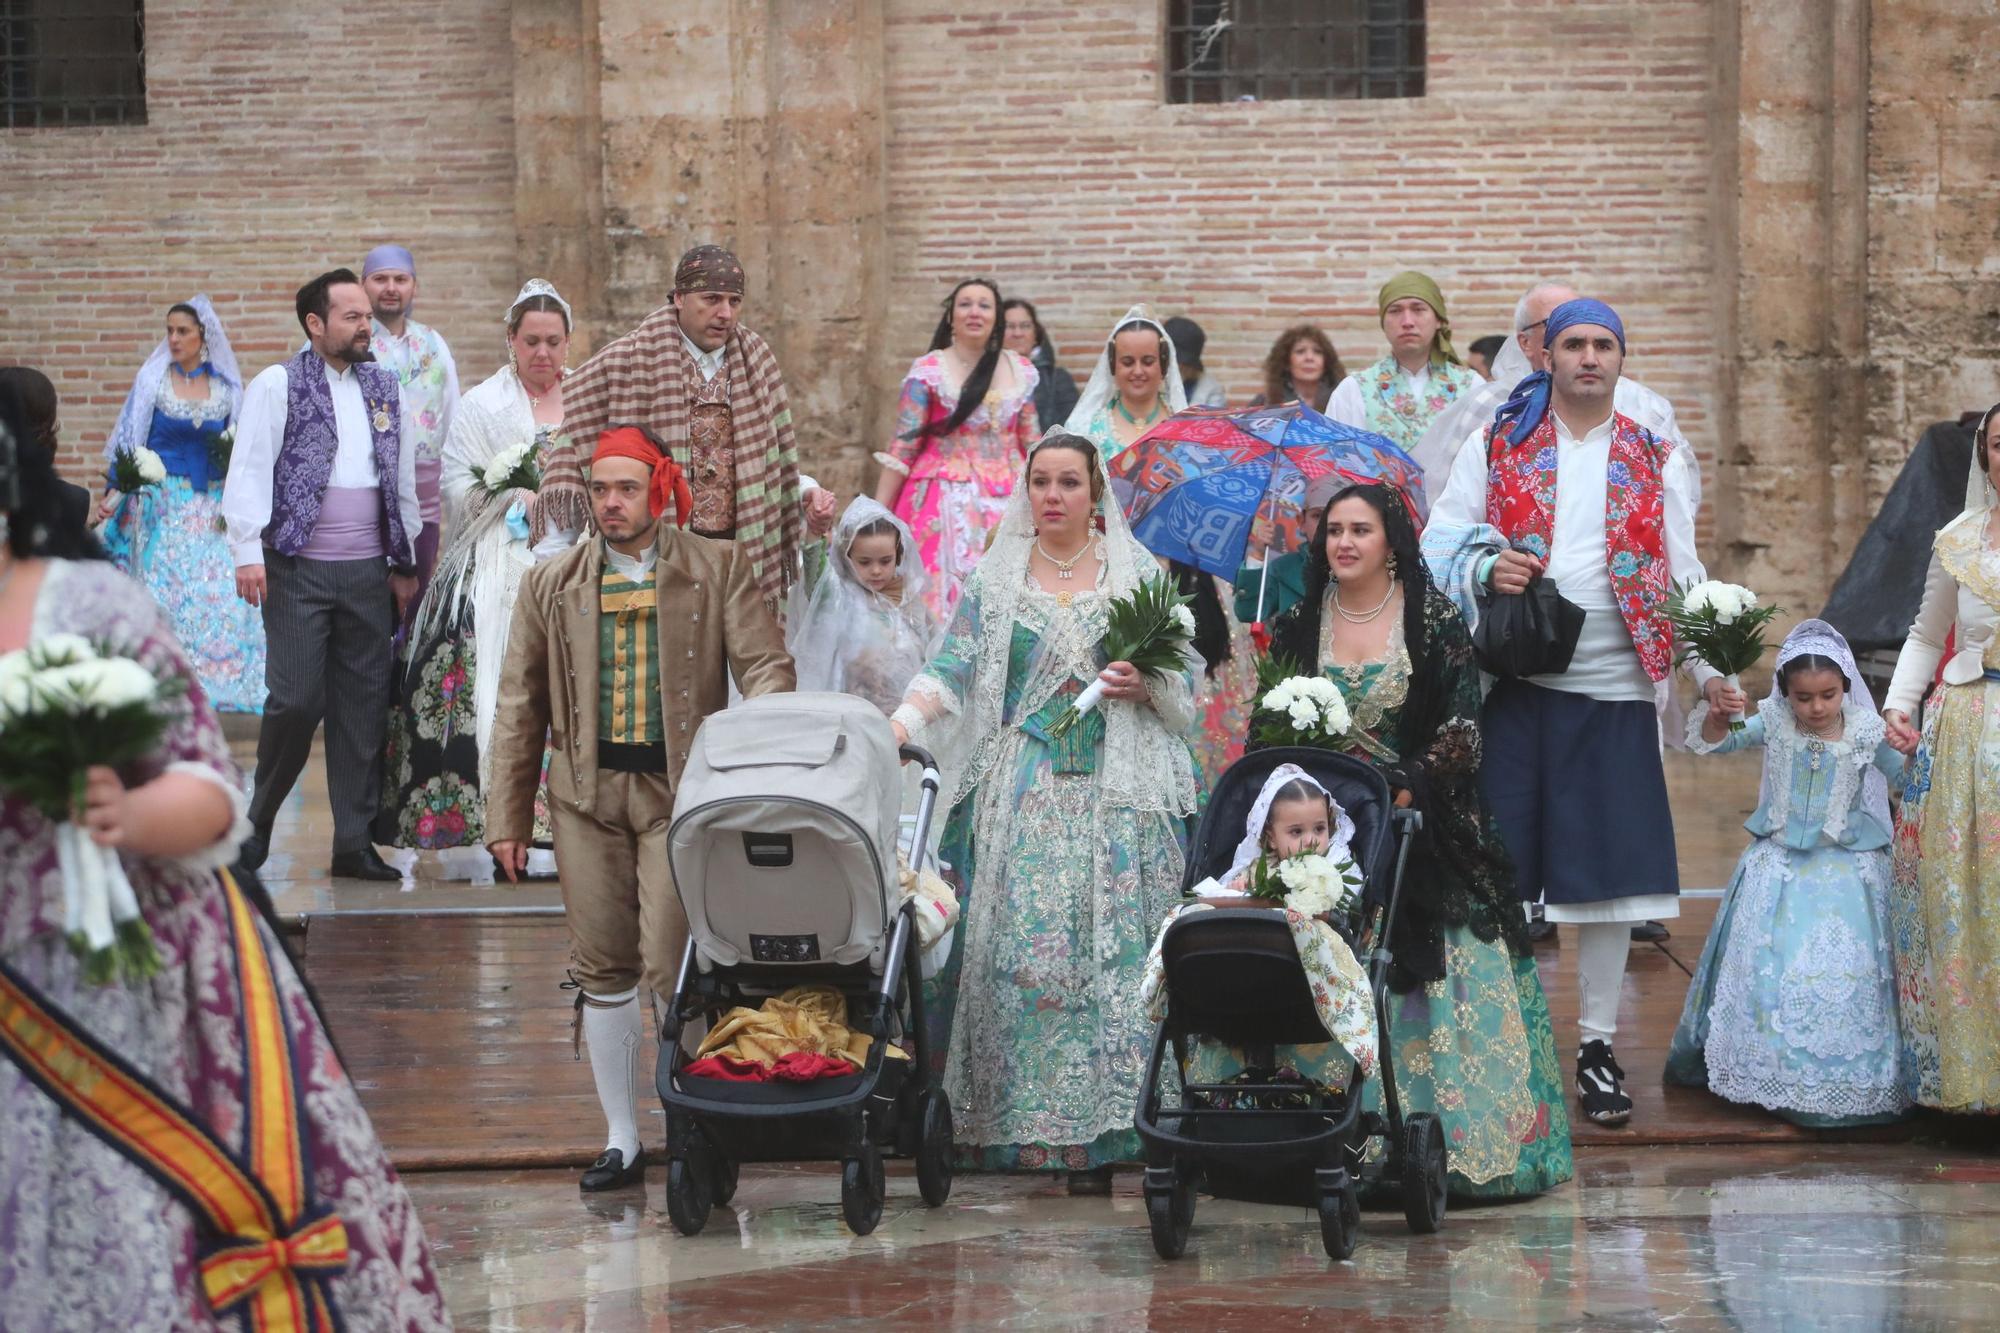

{"left": 221, "top": 268, "right": 422, "bottom": 881}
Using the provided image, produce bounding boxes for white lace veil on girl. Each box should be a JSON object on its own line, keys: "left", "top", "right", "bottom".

{"left": 789, "top": 497, "right": 937, "bottom": 714}
{"left": 1218, "top": 763, "right": 1357, "bottom": 888}
{"left": 899, "top": 425, "right": 1200, "bottom": 818}
{"left": 1761, "top": 618, "right": 1892, "bottom": 839}
{"left": 104, "top": 294, "right": 242, "bottom": 466}
{"left": 1062, "top": 304, "right": 1190, "bottom": 438}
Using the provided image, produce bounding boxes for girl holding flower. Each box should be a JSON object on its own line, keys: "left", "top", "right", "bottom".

{"left": 1263, "top": 483, "right": 1571, "bottom": 1199}
{"left": 889, "top": 432, "right": 1199, "bottom": 1190}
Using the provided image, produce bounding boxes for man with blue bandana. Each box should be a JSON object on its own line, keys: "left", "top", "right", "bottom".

{"left": 1422, "top": 299, "right": 1725, "bottom": 1128}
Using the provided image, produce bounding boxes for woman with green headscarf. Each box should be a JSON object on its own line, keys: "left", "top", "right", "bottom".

{"left": 1328, "top": 271, "right": 1482, "bottom": 455}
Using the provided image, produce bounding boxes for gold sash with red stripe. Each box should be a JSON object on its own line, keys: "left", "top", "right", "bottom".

{"left": 0, "top": 870, "right": 348, "bottom": 1331}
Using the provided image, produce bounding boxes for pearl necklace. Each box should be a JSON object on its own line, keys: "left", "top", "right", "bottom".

{"left": 1035, "top": 537, "right": 1095, "bottom": 580}
{"left": 1333, "top": 582, "right": 1398, "bottom": 624}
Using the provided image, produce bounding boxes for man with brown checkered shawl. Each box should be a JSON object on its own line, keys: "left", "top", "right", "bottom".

{"left": 553, "top": 245, "right": 802, "bottom": 609}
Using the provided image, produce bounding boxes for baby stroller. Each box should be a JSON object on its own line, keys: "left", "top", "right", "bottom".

{"left": 1133, "top": 746, "right": 1449, "bottom": 1261}
{"left": 654, "top": 691, "right": 953, "bottom": 1237}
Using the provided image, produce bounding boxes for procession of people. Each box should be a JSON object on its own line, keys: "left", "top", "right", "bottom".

{"left": 2, "top": 240, "right": 1997, "bottom": 1325}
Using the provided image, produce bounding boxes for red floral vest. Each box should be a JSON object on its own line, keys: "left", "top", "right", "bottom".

{"left": 1485, "top": 412, "right": 1674, "bottom": 682}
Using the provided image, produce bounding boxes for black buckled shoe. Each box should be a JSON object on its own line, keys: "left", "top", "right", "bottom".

{"left": 1630, "top": 920, "right": 1670, "bottom": 943}
{"left": 580, "top": 1147, "right": 645, "bottom": 1192}
{"left": 329, "top": 847, "right": 402, "bottom": 882}
{"left": 1576, "top": 1040, "right": 1632, "bottom": 1127}
{"left": 234, "top": 826, "right": 272, "bottom": 874}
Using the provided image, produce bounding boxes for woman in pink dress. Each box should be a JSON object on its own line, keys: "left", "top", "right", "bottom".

{"left": 874, "top": 278, "right": 1039, "bottom": 621}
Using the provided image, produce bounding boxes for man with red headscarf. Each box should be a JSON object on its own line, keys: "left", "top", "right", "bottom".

{"left": 485, "top": 425, "right": 794, "bottom": 1192}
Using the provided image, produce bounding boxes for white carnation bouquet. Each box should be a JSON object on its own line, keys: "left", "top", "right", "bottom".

{"left": 1250, "top": 662, "right": 1393, "bottom": 760}
{"left": 0, "top": 635, "right": 187, "bottom": 983}
{"left": 1046, "top": 573, "right": 1197, "bottom": 739}
{"left": 109, "top": 444, "right": 167, "bottom": 496}
{"left": 480, "top": 439, "right": 542, "bottom": 495}
{"left": 1667, "top": 579, "right": 1781, "bottom": 732}
{"left": 1247, "top": 847, "right": 1364, "bottom": 920}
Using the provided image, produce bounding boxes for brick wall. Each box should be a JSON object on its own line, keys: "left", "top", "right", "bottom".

{"left": 878, "top": 0, "right": 1722, "bottom": 533}
{"left": 1, "top": 0, "right": 520, "bottom": 488}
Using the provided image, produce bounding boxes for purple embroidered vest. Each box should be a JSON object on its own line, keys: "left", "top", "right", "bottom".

{"left": 263, "top": 348, "right": 412, "bottom": 565}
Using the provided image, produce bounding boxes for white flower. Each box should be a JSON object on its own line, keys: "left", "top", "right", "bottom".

{"left": 28, "top": 634, "right": 97, "bottom": 670}
{"left": 32, "top": 656, "right": 156, "bottom": 713}
{"left": 1171, "top": 604, "right": 1197, "bottom": 637}
{"left": 1317, "top": 689, "right": 1352, "bottom": 735}
{"left": 1275, "top": 851, "right": 1359, "bottom": 917}
{"left": 0, "top": 650, "right": 33, "bottom": 723}
{"left": 1682, "top": 580, "right": 1758, "bottom": 626}
{"left": 133, "top": 447, "right": 167, "bottom": 485}
{"left": 483, "top": 442, "right": 533, "bottom": 490}
{"left": 1287, "top": 700, "right": 1318, "bottom": 730}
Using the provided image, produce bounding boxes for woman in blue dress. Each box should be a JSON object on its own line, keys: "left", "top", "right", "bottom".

{"left": 97, "top": 296, "right": 265, "bottom": 713}
{"left": 1666, "top": 619, "right": 1909, "bottom": 1126}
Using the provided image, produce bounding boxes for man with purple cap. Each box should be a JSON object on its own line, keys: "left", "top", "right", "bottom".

{"left": 557, "top": 243, "right": 803, "bottom": 609}
{"left": 222, "top": 268, "right": 422, "bottom": 882}
{"left": 1422, "top": 298, "right": 1725, "bottom": 1129}
{"left": 360, "top": 243, "right": 459, "bottom": 602}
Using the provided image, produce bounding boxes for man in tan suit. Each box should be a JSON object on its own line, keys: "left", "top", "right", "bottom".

{"left": 487, "top": 425, "right": 794, "bottom": 1192}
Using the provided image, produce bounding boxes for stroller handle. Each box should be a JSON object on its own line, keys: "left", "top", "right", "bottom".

{"left": 899, "top": 743, "right": 941, "bottom": 794}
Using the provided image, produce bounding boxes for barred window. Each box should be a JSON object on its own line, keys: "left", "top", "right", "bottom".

{"left": 1167, "top": 0, "right": 1425, "bottom": 105}
{"left": 1, "top": 0, "right": 146, "bottom": 129}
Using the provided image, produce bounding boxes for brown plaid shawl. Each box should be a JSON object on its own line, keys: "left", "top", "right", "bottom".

{"left": 554, "top": 308, "right": 801, "bottom": 602}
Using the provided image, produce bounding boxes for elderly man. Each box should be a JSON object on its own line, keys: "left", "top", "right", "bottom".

{"left": 1422, "top": 299, "right": 1724, "bottom": 1129}
{"left": 486, "top": 426, "right": 794, "bottom": 1192}
{"left": 1327, "top": 270, "right": 1482, "bottom": 453}
{"left": 359, "top": 244, "right": 459, "bottom": 594}
{"left": 223, "top": 269, "right": 422, "bottom": 881}
{"left": 558, "top": 245, "right": 803, "bottom": 609}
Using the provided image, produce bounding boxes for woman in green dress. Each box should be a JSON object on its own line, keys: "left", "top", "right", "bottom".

{"left": 891, "top": 431, "right": 1200, "bottom": 1190}
{"left": 1264, "top": 482, "right": 1572, "bottom": 1199}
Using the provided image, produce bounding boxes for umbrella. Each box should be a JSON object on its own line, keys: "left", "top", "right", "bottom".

{"left": 1105, "top": 401, "right": 1426, "bottom": 622}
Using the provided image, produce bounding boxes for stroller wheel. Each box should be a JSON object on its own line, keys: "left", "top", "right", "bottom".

{"left": 666, "top": 1154, "right": 713, "bottom": 1236}
{"left": 915, "top": 1086, "right": 955, "bottom": 1208}
{"left": 708, "top": 1153, "right": 739, "bottom": 1207}
{"left": 1316, "top": 1177, "right": 1359, "bottom": 1261}
{"left": 1400, "top": 1112, "right": 1448, "bottom": 1235}
{"left": 841, "top": 1143, "right": 886, "bottom": 1236}
{"left": 1145, "top": 1172, "right": 1194, "bottom": 1260}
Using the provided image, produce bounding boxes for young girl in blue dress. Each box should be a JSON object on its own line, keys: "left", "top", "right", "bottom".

{"left": 1666, "top": 619, "right": 1909, "bottom": 1126}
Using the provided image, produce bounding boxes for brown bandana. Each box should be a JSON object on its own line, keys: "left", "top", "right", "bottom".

{"left": 674, "top": 245, "right": 746, "bottom": 296}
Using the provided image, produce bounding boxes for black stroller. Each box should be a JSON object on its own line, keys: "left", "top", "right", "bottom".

{"left": 1134, "top": 746, "right": 1449, "bottom": 1260}
{"left": 654, "top": 692, "right": 954, "bottom": 1237}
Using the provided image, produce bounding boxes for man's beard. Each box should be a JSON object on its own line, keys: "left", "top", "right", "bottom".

{"left": 346, "top": 337, "right": 376, "bottom": 363}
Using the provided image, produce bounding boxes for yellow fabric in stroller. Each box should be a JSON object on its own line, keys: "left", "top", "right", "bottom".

{"left": 695, "top": 985, "right": 913, "bottom": 1067}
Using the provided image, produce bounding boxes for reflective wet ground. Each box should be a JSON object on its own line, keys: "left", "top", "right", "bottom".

{"left": 409, "top": 1144, "right": 2000, "bottom": 1330}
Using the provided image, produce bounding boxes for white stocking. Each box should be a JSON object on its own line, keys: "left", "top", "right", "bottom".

{"left": 582, "top": 987, "right": 643, "bottom": 1161}
{"left": 1576, "top": 921, "right": 1631, "bottom": 1046}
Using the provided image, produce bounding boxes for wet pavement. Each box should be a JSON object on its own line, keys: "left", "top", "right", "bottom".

{"left": 409, "top": 1142, "right": 2000, "bottom": 1330}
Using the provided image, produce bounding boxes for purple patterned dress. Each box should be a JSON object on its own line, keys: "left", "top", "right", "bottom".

{"left": 0, "top": 560, "right": 449, "bottom": 1332}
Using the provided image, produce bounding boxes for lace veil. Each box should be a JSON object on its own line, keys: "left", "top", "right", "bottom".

{"left": 104, "top": 294, "right": 242, "bottom": 465}
{"left": 1217, "top": 762, "right": 1357, "bottom": 888}
{"left": 1964, "top": 403, "right": 1999, "bottom": 520}
{"left": 788, "top": 497, "right": 938, "bottom": 714}
{"left": 1062, "top": 305, "right": 1189, "bottom": 436}
{"left": 898, "top": 429, "right": 1200, "bottom": 817}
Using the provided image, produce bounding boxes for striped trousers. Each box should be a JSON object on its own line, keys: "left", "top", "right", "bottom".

{"left": 248, "top": 551, "right": 395, "bottom": 853}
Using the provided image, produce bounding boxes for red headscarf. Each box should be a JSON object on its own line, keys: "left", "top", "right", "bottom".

{"left": 591, "top": 426, "right": 693, "bottom": 526}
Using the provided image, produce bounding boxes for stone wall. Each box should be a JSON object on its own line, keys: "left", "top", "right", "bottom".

{"left": 0, "top": 0, "right": 521, "bottom": 483}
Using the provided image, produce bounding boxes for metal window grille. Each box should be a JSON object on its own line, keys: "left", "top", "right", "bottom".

{"left": 1167, "top": 0, "right": 1425, "bottom": 105}
{"left": 1, "top": 0, "right": 146, "bottom": 129}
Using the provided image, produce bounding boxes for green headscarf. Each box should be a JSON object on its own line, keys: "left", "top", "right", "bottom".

{"left": 1376, "top": 270, "right": 1460, "bottom": 367}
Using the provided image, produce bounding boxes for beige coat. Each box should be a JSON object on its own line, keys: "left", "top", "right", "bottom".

{"left": 486, "top": 527, "right": 795, "bottom": 842}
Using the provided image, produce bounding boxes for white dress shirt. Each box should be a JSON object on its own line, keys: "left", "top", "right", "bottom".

{"left": 1430, "top": 406, "right": 1713, "bottom": 702}
{"left": 605, "top": 540, "right": 658, "bottom": 581}
{"left": 1327, "top": 362, "right": 1429, "bottom": 431}
{"left": 679, "top": 329, "right": 726, "bottom": 384}
{"left": 221, "top": 359, "right": 422, "bottom": 568}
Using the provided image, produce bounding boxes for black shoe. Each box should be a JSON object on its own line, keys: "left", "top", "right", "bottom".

{"left": 234, "top": 827, "right": 271, "bottom": 873}
{"left": 329, "top": 847, "right": 402, "bottom": 882}
{"left": 1576, "top": 1040, "right": 1632, "bottom": 1127}
{"left": 1630, "top": 920, "right": 1670, "bottom": 943}
{"left": 580, "top": 1147, "right": 645, "bottom": 1192}
{"left": 1528, "top": 918, "right": 1557, "bottom": 943}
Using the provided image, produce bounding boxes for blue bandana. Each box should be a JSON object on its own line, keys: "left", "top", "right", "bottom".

{"left": 1492, "top": 298, "right": 1626, "bottom": 446}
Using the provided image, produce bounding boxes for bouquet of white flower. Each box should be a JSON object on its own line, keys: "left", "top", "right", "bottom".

{"left": 1046, "top": 573, "right": 1197, "bottom": 739}
{"left": 109, "top": 444, "right": 168, "bottom": 496}
{"left": 1250, "top": 659, "right": 1393, "bottom": 759}
{"left": 0, "top": 634, "right": 187, "bottom": 983}
{"left": 1667, "top": 579, "right": 1781, "bottom": 732}
{"left": 480, "top": 439, "right": 542, "bottom": 495}
{"left": 1247, "top": 848, "right": 1364, "bottom": 920}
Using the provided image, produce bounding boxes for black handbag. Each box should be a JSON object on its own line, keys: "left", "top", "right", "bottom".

{"left": 1472, "top": 576, "right": 1586, "bottom": 678}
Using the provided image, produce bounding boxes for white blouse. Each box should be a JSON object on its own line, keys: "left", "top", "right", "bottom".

{"left": 1885, "top": 511, "right": 2000, "bottom": 714}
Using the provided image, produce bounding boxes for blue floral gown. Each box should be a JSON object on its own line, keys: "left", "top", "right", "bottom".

{"left": 918, "top": 577, "right": 1191, "bottom": 1171}
{"left": 1667, "top": 700, "right": 1910, "bottom": 1126}
{"left": 100, "top": 372, "right": 266, "bottom": 712}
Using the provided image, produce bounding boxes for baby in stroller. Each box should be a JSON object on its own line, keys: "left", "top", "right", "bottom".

{"left": 1135, "top": 749, "right": 1449, "bottom": 1261}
